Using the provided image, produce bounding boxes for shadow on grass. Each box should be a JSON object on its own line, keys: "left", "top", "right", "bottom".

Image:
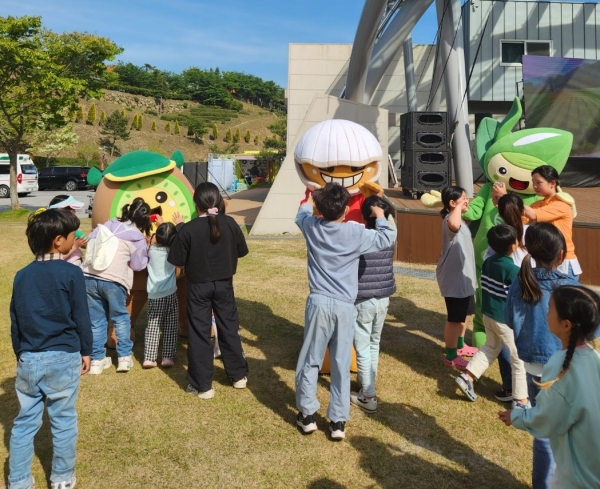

{"left": 307, "top": 478, "right": 347, "bottom": 488}
{"left": 384, "top": 295, "right": 503, "bottom": 401}
{"left": 351, "top": 403, "right": 527, "bottom": 488}
{"left": 1, "top": 376, "right": 54, "bottom": 485}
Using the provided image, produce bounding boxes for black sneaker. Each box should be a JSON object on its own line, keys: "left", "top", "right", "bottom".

{"left": 296, "top": 412, "right": 317, "bottom": 434}
{"left": 494, "top": 389, "right": 513, "bottom": 402}
{"left": 329, "top": 421, "right": 346, "bottom": 440}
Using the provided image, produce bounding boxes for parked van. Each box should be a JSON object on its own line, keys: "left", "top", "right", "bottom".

{"left": 0, "top": 154, "right": 39, "bottom": 198}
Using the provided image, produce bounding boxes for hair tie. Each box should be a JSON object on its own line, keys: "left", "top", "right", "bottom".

{"left": 207, "top": 207, "right": 218, "bottom": 216}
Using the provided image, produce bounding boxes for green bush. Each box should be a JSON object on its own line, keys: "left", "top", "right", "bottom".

{"left": 86, "top": 103, "right": 96, "bottom": 125}
{"left": 144, "top": 109, "right": 158, "bottom": 116}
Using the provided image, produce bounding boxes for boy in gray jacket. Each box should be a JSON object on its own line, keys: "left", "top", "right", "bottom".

{"left": 295, "top": 183, "right": 395, "bottom": 440}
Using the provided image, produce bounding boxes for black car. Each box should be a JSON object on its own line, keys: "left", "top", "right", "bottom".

{"left": 38, "top": 166, "right": 91, "bottom": 191}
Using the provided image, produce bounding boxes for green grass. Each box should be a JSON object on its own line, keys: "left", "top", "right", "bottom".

{"left": 0, "top": 209, "right": 31, "bottom": 221}
{"left": 0, "top": 225, "right": 533, "bottom": 488}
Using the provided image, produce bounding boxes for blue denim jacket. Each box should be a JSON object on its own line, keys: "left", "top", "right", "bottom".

{"left": 505, "top": 268, "right": 580, "bottom": 365}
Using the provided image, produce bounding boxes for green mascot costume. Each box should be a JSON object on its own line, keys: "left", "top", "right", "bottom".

{"left": 423, "top": 97, "right": 574, "bottom": 347}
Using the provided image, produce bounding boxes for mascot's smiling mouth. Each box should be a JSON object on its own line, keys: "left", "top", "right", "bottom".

{"left": 509, "top": 178, "right": 529, "bottom": 191}
{"left": 321, "top": 172, "right": 363, "bottom": 188}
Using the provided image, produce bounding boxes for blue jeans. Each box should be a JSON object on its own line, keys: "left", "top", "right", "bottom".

{"left": 9, "top": 351, "right": 81, "bottom": 489}
{"left": 353, "top": 297, "right": 389, "bottom": 398}
{"left": 85, "top": 277, "right": 132, "bottom": 360}
{"left": 295, "top": 293, "right": 354, "bottom": 422}
{"left": 527, "top": 372, "right": 556, "bottom": 489}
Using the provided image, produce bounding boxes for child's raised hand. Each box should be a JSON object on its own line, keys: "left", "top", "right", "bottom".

{"left": 81, "top": 355, "right": 91, "bottom": 376}
{"left": 498, "top": 409, "right": 513, "bottom": 427}
{"left": 370, "top": 206, "right": 385, "bottom": 219}
{"left": 305, "top": 192, "right": 314, "bottom": 206}
{"left": 73, "top": 237, "right": 88, "bottom": 250}
{"left": 172, "top": 212, "right": 185, "bottom": 225}
{"left": 155, "top": 215, "right": 164, "bottom": 225}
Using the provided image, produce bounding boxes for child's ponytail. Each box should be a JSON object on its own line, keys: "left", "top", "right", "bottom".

{"left": 440, "top": 186, "right": 465, "bottom": 218}
{"left": 193, "top": 182, "right": 226, "bottom": 244}
{"left": 119, "top": 197, "right": 152, "bottom": 236}
{"left": 518, "top": 222, "right": 567, "bottom": 303}
{"left": 538, "top": 285, "right": 600, "bottom": 389}
{"left": 498, "top": 193, "right": 524, "bottom": 249}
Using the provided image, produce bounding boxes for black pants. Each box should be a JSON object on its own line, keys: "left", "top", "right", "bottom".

{"left": 187, "top": 279, "right": 247, "bottom": 391}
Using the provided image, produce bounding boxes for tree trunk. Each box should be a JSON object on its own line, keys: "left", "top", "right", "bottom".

{"left": 9, "top": 151, "right": 19, "bottom": 210}
{"left": 46, "top": 156, "right": 51, "bottom": 168}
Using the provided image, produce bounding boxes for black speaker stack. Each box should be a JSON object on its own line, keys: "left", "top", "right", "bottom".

{"left": 400, "top": 112, "right": 452, "bottom": 198}
{"left": 182, "top": 161, "right": 208, "bottom": 189}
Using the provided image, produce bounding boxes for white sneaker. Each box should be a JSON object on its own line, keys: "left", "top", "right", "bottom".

{"left": 350, "top": 390, "right": 378, "bottom": 414}
{"left": 89, "top": 357, "right": 112, "bottom": 375}
{"left": 51, "top": 473, "right": 76, "bottom": 489}
{"left": 233, "top": 377, "right": 247, "bottom": 389}
{"left": 116, "top": 355, "right": 133, "bottom": 372}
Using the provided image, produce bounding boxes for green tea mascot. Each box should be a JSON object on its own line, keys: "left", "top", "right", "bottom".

{"left": 87, "top": 150, "right": 197, "bottom": 347}
{"left": 422, "top": 97, "right": 574, "bottom": 347}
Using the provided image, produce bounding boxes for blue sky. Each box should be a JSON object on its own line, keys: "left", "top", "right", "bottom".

{"left": 2, "top": 0, "right": 440, "bottom": 88}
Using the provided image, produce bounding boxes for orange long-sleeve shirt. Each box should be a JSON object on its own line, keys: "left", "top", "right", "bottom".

{"left": 531, "top": 195, "right": 576, "bottom": 260}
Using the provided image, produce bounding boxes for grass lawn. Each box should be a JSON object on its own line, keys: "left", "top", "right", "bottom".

{"left": 0, "top": 220, "right": 533, "bottom": 488}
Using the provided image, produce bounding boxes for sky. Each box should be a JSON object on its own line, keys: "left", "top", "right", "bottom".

{"left": 2, "top": 0, "right": 440, "bottom": 88}
{"left": 2, "top": 1, "right": 589, "bottom": 88}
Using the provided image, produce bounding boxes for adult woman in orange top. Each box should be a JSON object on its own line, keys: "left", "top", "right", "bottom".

{"left": 496, "top": 165, "right": 580, "bottom": 280}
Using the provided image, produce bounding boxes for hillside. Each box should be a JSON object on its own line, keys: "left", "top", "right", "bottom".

{"left": 64, "top": 90, "right": 284, "bottom": 163}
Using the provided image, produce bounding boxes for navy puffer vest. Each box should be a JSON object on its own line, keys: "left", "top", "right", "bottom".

{"left": 357, "top": 245, "right": 396, "bottom": 300}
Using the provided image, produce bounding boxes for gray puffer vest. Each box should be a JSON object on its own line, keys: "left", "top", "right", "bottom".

{"left": 357, "top": 245, "right": 396, "bottom": 300}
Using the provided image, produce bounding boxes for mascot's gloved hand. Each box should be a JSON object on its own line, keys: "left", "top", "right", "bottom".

{"left": 358, "top": 181, "right": 382, "bottom": 198}
{"left": 556, "top": 186, "right": 577, "bottom": 219}
{"left": 420, "top": 190, "right": 443, "bottom": 208}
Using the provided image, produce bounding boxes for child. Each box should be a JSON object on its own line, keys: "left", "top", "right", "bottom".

{"left": 9, "top": 209, "right": 93, "bottom": 489}
{"left": 505, "top": 222, "right": 580, "bottom": 489}
{"left": 499, "top": 285, "right": 600, "bottom": 489}
{"left": 294, "top": 183, "right": 395, "bottom": 440}
{"left": 436, "top": 186, "right": 478, "bottom": 370}
{"left": 456, "top": 224, "right": 529, "bottom": 406}
{"left": 46, "top": 195, "right": 88, "bottom": 266}
{"left": 350, "top": 196, "right": 397, "bottom": 414}
{"left": 168, "top": 182, "right": 249, "bottom": 399}
{"left": 144, "top": 221, "right": 183, "bottom": 369}
{"left": 82, "top": 197, "right": 151, "bottom": 374}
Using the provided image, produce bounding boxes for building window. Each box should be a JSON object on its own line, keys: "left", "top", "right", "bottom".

{"left": 500, "top": 40, "right": 551, "bottom": 66}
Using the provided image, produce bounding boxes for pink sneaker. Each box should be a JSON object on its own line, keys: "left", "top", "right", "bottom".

{"left": 443, "top": 356, "right": 469, "bottom": 370}
{"left": 457, "top": 345, "right": 478, "bottom": 357}
{"left": 161, "top": 358, "right": 175, "bottom": 368}
{"left": 143, "top": 360, "right": 157, "bottom": 369}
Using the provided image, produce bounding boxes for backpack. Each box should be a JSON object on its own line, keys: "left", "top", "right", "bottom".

{"left": 83, "top": 223, "right": 120, "bottom": 271}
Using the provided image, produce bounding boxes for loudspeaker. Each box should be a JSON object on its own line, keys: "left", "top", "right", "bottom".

{"left": 401, "top": 150, "right": 452, "bottom": 193}
{"left": 183, "top": 162, "right": 208, "bottom": 189}
{"left": 400, "top": 112, "right": 449, "bottom": 151}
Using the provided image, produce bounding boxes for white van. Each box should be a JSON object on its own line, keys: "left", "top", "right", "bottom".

{"left": 0, "top": 154, "right": 39, "bottom": 198}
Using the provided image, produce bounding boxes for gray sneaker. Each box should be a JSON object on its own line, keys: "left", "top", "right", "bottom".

{"left": 456, "top": 373, "right": 477, "bottom": 402}
{"left": 186, "top": 384, "right": 215, "bottom": 399}
{"left": 51, "top": 473, "right": 76, "bottom": 489}
{"left": 116, "top": 355, "right": 133, "bottom": 372}
{"left": 350, "top": 391, "right": 378, "bottom": 413}
{"left": 512, "top": 400, "right": 531, "bottom": 409}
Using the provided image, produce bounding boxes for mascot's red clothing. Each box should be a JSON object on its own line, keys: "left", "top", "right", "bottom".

{"left": 301, "top": 188, "right": 365, "bottom": 224}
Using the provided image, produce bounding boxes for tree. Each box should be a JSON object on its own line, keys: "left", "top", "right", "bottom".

{"left": 137, "top": 114, "right": 143, "bottom": 130}
{"left": 254, "top": 135, "right": 259, "bottom": 145}
{"left": 151, "top": 120, "right": 157, "bottom": 131}
{"left": 100, "top": 110, "right": 130, "bottom": 156}
{"left": 131, "top": 114, "right": 139, "bottom": 130}
{"left": 0, "top": 15, "right": 122, "bottom": 208}
{"left": 76, "top": 141, "right": 100, "bottom": 167}
{"left": 224, "top": 128, "right": 232, "bottom": 142}
{"left": 174, "top": 120, "right": 180, "bottom": 135}
{"left": 86, "top": 102, "right": 97, "bottom": 125}
{"left": 212, "top": 123, "right": 218, "bottom": 140}
{"left": 244, "top": 130, "right": 251, "bottom": 143}
{"left": 99, "top": 110, "right": 107, "bottom": 126}
{"left": 27, "top": 115, "right": 79, "bottom": 167}
{"left": 120, "top": 107, "right": 126, "bottom": 118}
{"left": 233, "top": 127, "right": 241, "bottom": 143}
{"left": 165, "top": 122, "right": 171, "bottom": 133}
{"left": 74, "top": 105, "right": 84, "bottom": 123}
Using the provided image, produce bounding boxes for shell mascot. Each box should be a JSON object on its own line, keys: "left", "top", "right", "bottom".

{"left": 295, "top": 119, "right": 387, "bottom": 372}
{"left": 422, "top": 97, "right": 574, "bottom": 347}
{"left": 87, "top": 150, "right": 197, "bottom": 346}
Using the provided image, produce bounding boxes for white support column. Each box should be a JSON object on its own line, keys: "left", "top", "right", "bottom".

{"left": 403, "top": 34, "right": 417, "bottom": 112}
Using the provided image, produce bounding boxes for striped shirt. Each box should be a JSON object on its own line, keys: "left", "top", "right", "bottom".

{"left": 481, "top": 254, "right": 520, "bottom": 323}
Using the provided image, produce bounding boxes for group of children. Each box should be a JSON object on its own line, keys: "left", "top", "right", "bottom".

{"left": 8, "top": 182, "right": 248, "bottom": 488}
{"left": 7, "top": 163, "right": 600, "bottom": 488}
{"left": 435, "top": 165, "right": 599, "bottom": 488}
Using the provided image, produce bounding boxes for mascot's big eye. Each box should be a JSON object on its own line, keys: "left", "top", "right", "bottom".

{"left": 323, "top": 166, "right": 335, "bottom": 173}
{"left": 155, "top": 191, "right": 168, "bottom": 203}
{"left": 350, "top": 166, "right": 362, "bottom": 172}
{"left": 498, "top": 167, "right": 508, "bottom": 175}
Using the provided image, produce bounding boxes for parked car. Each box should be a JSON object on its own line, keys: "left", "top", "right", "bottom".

{"left": 0, "top": 154, "right": 39, "bottom": 198}
{"left": 38, "top": 166, "right": 91, "bottom": 191}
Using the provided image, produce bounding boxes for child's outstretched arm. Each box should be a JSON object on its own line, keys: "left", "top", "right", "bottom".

{"left": 295, "top": 195, "right": 315, "bottom": 233}
{"left": 359, "top": 206, "right": 396, "bottom": 254}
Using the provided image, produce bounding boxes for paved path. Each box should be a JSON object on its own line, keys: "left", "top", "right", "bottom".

{"left": 0, "top": 189, "right": 93, "bottom": 217}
